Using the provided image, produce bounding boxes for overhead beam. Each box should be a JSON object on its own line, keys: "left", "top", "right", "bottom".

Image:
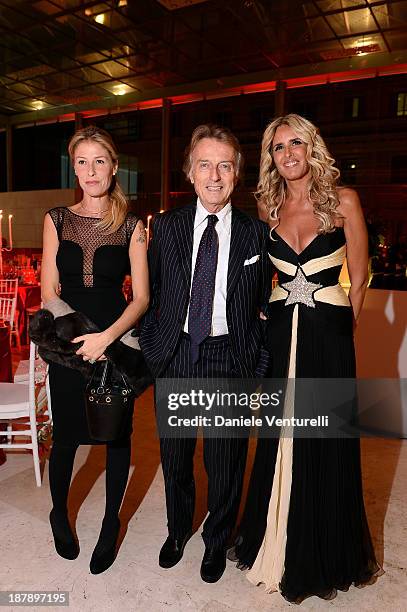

{"left": 6, "top": 125, "right": 12, "bottom": 192}
{"left": 275, "top": 80, "right": 286, "bottom": 116}
{"left": 2, "top": 50, "right": 406, "bottom": 128}
{"left": 74, "top": 113, "right": 83, "bottom": 203}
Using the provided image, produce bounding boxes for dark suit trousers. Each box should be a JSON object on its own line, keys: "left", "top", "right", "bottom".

{"left": 159, "top": 333, "right": 248, "bottom": 549}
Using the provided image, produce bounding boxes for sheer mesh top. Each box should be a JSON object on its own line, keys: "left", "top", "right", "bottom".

{"left": 48, "top": 207, "right": 139, "bottom": 289}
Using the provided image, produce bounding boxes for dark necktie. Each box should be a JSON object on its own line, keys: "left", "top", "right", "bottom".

{"left": 188, "top": 214, "right": 219, "bottom": 364}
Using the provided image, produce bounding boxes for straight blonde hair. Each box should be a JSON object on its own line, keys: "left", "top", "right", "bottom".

{"left": 256, "top": 114, "right": 341, "bottom": 233}
{"left": 68, "top": 126, "right": 128, "bottom": 233}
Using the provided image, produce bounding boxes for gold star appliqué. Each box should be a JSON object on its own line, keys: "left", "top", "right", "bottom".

{"left": 281, "top": 267, "right": 322, "bottom": 308}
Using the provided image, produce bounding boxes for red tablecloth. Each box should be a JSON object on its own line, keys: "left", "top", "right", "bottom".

{"left": 0, "top": 326, "right": 12, "bottom": 382}
{"left": 17, "top": 285, "right": 41, "bottom": 342}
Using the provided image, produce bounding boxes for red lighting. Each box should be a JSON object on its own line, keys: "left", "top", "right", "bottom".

{"left": 238, "top": 81, "right": 276, "bottom": 94}
{"left": 380, "top": 63, "right": 407, "bottom": 76}
{"left": 57, "top": 113, "right": 75, "bottom": 123}
{"left": 134, "top": 99, "right": 163, "bottom": 110}
{"left": 81, "top": 108, "right": 109, "bottom": 119}
{"left": 20, "top": 62, "right": 407, "bottom": 127}
{"left": 286, "top": 75, "right": 330, "bottom": 89}
{"left": 170, "top": 93, "right": 204, "bottom": 105}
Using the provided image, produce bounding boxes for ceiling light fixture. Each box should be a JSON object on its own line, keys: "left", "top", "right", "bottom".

{"left": 353, "top": 37, "right": 376, "bottom": 56}
{"left": 114, "top": 85, "right": 127, "bottom": 96}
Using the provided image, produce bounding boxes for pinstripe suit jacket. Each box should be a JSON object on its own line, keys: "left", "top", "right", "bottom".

{"left": 139, "top": 202, "right": 272, "bottom": 377}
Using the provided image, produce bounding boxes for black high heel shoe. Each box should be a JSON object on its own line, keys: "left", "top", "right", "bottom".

{"left": 49, "top": 509, "right": 80, "bottom": 560}
{"left": 89, "top": 517, "right": 121, "bottom": 575}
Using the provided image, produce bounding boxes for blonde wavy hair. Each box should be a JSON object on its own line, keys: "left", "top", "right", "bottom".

{"left": 256, "top": 114, "right": 341, "bottom": 233}
{"left": 68, "top": 125, "right": 128, "bottom": 233}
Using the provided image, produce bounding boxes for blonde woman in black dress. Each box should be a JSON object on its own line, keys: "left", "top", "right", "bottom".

{"left": 41, "top": 126, "right": 148, "bottom": 574}
{"left": 230, "top": 114, "right": 381, "bottom": 603}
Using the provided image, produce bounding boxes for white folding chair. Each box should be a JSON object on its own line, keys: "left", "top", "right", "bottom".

{"left": 0, "top": 292, "right": 20, "bottom": 351}
{"left": 0, "top": 341, "right": 52, "bottom": 486}
{"left": 0, "top": 278, "right": 18, "bottom": 297}
{"left": 0, "top": 296, "right": 16, "bottom": 331}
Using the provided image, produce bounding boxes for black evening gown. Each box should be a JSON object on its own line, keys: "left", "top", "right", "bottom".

{"left": 47, "top": 207, "right": 139, "bottom": 445}
{"left": 231, "top": 227, "right": 380, "bottom": 603}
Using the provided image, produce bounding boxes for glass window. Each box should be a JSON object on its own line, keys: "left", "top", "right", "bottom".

{"left": 60, "top": 151, "right": 76, "bottom": 190}
{"left": 250, "top": 107, "right": 272, "bottom": 131}
{"left": 171, "top": 112, "right": 182, "bottom": 137}
{"left": 340, "top": 159, "right": 357, "bottom": 185}
{"left": 170, "top": 170, "right": 183, "bottom": 192}
{"left": 244, "top": 165, "right": 259, "bottom": 188}
{"left": 13, "top": 122, "right": 74, "bottom": 191}
{"left": 0, "top": 131, "right": 7, "bottom": 192}
{"left": 290, "top": 99, "right": 319, "bottom": 123}
{"left": 396, "top": 93, "right": 407, "bottom": 117}
{"left": 344, "top": 96, "right": 364, "bottom": 119}
{"left": 135, "top": 171, "right": 144, "bottom": 194}
{"left": 117, "top": 155, "right": 139, "bottom": 197}
{"left": 391, "top": 156, "right": 407, "bottom": 183}
{"left": 213, "top": 111, "right": 232, "bottom": 128}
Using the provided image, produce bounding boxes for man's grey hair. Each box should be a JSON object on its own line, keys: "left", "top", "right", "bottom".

{"left": 183, "top": 123, "right": 244, "bottom": 182}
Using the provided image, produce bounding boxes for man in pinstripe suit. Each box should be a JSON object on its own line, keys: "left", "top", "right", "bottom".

{"left": 140, "top": 124, "right": 272, "bottom": 583}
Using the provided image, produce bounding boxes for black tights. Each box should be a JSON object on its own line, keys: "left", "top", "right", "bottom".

{"left": 49, "top": 438, "right": 131, "bottom": 522}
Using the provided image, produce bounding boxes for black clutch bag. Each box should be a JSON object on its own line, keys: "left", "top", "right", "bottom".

{"left": 85, "top": 360, "right": 133, "bottom": 442}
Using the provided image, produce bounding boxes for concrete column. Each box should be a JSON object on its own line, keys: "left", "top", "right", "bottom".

{"left": 6, "top": 124, "right": 12, "bottom": 192}
{"left": 74, "top": 112, "right": 83, "bottom": 131}
{"left": 160, "top": 99, "right": 171, "bottom": 211}
{"left": 74, "top": 113, "right": 83, "bottom": 202}
{"left": 275, "top": 80, "right": 286, "bottom": 116}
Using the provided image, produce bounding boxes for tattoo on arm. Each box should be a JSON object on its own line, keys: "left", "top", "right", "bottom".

{"left": 135, "top": 224, "right": 147, "bottom": 243}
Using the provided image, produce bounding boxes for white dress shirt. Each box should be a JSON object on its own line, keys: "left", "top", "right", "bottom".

{"left": 184, "top": 198, "right": 231, "bottom": 336}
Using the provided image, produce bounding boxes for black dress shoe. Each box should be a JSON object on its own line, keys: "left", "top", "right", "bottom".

{"left": 89, "top": 517, "right": 121, "bottom": 575}
{"left": 159, "top": 532, "right": 192, "bottom": 568}
{"left": 49, "top": 509, "right": 79, "bottom": 561}
{"left": 200, "top": 547, "right": 227, "bottom": 583}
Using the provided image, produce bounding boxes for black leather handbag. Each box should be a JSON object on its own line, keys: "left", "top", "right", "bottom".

{"left": 85, "top": 360, "right": 133, "bottom": 442}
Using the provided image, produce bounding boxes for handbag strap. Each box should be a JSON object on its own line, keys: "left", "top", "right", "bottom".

{"left": 118, "top": 370, "right": 132, "bottom": 393}
{"left": 100, "top": 360, "right": 110, "bottom": 387}
{"left": 87, "top": 359, "right": 132, "bottom": 394}
{"left": 87, "top": 361, "right": 99, "bottom": 386}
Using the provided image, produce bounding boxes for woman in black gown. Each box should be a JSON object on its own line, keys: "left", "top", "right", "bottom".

{"left": 41, "top": 126, "right": 149, "bottom": 574}
{"left": 229, "top": 114, "right": 381, "bottom": 602}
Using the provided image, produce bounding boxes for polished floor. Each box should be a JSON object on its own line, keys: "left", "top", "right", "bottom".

{"left": 1, "top": 384, "right": 406, "bottom": 611}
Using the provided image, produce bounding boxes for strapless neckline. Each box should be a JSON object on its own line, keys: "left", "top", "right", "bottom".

{"left": 271, "top": 227, "right": 344, "bottom": 257}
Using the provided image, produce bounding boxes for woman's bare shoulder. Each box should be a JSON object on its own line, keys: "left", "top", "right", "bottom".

{"left": 336, "top": 187, "right": 362, "bottom": 217}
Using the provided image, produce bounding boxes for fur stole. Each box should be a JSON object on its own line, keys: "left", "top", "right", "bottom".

{"left": 29, "top": 309, "right": 153, "bottom": 397}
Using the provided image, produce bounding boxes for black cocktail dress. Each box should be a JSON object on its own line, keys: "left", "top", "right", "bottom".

{"left": 47, "top": 207, "right": 139, "bottom": 445}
